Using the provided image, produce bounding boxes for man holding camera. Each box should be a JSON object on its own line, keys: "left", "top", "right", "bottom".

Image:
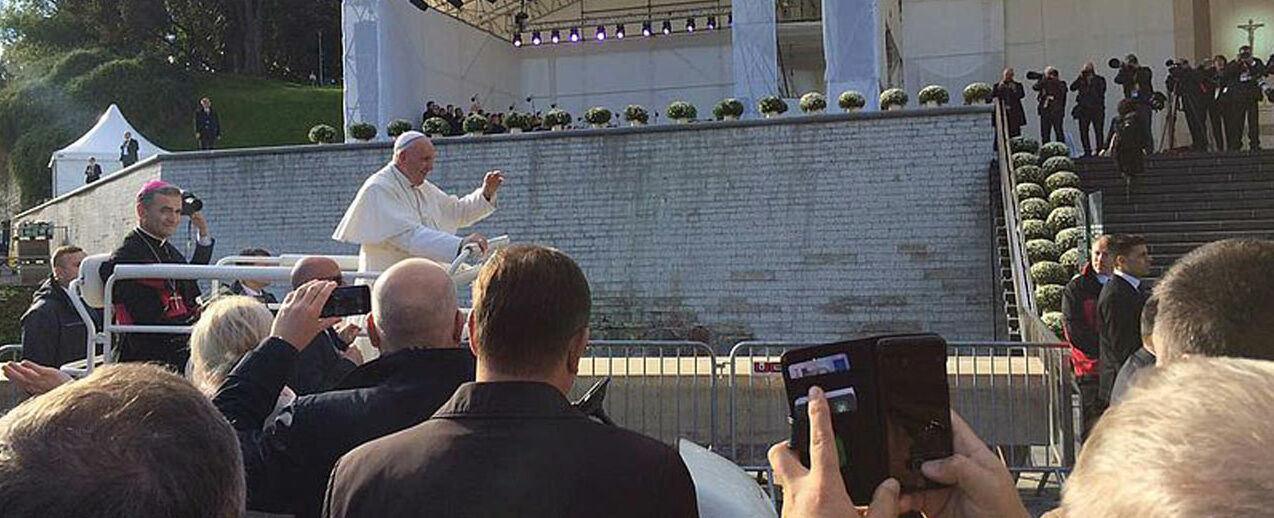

{"left": 100, "top": 181, "right": 214, "bottom": 371}
{"left": 1222, "top": 45, "right": 1266, "bottom": 151}
{"left": 1201, "top": 56, "right": 1229, "bottom": 151}
{"left": 992, "top": 68, "right": 1027, "bottom": 138}
{"left": 1071, "top": 63, "right": 1107, "bottom": 156}
{"left": 1166, "top": 58, "right": 1210, "bottom": 152}
{"left": 1032, "top": 67, "right": 1068, "bottom": 144}
{"left": 1114, "top": 54, "right": 1156, "bottom": 151}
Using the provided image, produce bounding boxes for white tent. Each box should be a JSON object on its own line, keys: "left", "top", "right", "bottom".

{"left": 49, "top": 104, "right": 169, "bottom": 196}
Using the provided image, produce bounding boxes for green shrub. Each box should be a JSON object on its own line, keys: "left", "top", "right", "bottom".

{"left": 1020, "top": 198, "right": 1050, "bottom": 220}
{"left": 1036, "top": 284, "right": 1066, "bottom": 312}
{"left": 1047, "top": 206, "right": 1080, "bottom": 234}
{"left": 47, "top": 48, "right": 116, "bottom": 84}
{"left": 584, "top": 107, "right": 612, "bottom": 125}
{"left": 1010, "top": 137, "right": 1040, "bottom": 154}
{"left": 1014, "top": 165, "right": 1046, "bottom": 185}
{"left": 0, "top": 286, "right": 38, "bottom": 345}
{"left": 348, "top": 122, "right": 376, "bottom": 141}
{"left": 1031, "top": 261, "right": 1070, "bottom": 285}
{"left": 713, "top": 98, "right": 745, "bottom": 119}
{"left": 1045, "top": 171, "right": 1082, "bottom": 191}
{"left": 624, "top": 105, "right": 649, "bottom": 124}
{"left": 462, "top": 113, "right": 489, "bottom": 134}
{"left": 918, "top": 85, "right": 950, "bottom": 105}
{"left": 308, "top": 124, "right": 338, "bottom": 143}
{"left": 1055, "top": 227, "right": 1084, "bottom": 250}
{"left": 1059, "top": 247, "right": 1084, "bottom": 275}
{"left": 545, "top": 108, "right": 572, "bottom": 127}
{"left": 880, "top": 88, "right": 908, "bottom": 109}
{"left": 1042, "top": 156, "right": 1076, "bottom": 174}
{"left": 758, "top": 95, "right": 788, "bottom": 115}
{"left": 667, "top": 101, "right": 697, "bottom": 120}
{"left": 1041, "top": 311, "right": 1065, "bottom": 337}
{"left": 799, "top": 92, "right": 827, "bottom": 112}
{"left": 387, "top": 119, "right": 413, "bottom": 137}
{"left": 1026, "top": 239, "right": 1062, "bottom": 263}
{"left": 1016, "top": 183, "right": 1046, "bottom": 201}
{"left": 963, "top": 82, "right": 992, "bottom": 105}
{"left": 1011, "top": 152, "right": 1040, "bottom": 169}
{"left": 1049, "top": 187, "right": 1083, "bottom": 208}
{"left": 422, "top": 117, "right": 450, "bottom": 135}
{"left": 9, "top": 125, "right": 74, "bottom": 206}
{"left": 1022, "top": 219, "right": 1051, "bottom": 240}
{"left": 504, "top": 111, "right": 532, "bottom": 131}
{"left": 1039, "top": 141, "right": 1070, "bottom": 160}
{"left": 838, "top": 91, "right": 866, "bottom": 109}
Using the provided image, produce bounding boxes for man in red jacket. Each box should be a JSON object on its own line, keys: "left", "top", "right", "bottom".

{"left": 1061, "top": 235, "right": 1112, "bottom": 440}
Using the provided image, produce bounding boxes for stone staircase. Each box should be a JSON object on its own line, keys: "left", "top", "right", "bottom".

{"left": 1078, "top": 151, "right": 1274, "bottom": 282}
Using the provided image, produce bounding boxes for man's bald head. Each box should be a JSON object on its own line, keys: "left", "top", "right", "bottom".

{"left": 371, "top": 259, "right": 461, "bottom": 352}
{"left": 290, "top": 256, "right": 343, "bottom": 289}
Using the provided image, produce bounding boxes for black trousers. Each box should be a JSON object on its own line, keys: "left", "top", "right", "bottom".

{"left": 1206, "top": 101, "right": 1226, "bottom": 151}
{"left": 1040, "top": 113, "right": 1064, "bottom": 143}
{"left": 1135, "top": 102, "right": 1154, "bottom": 152}
{"left": 1007, "top": 122, "right": 1022, "bottom": 138}
{"left": 1226, "top": 99, "right": 1262, "bottom": 150}
{"left": 1077, "top": 113, "right": 1104, "bottom": 155}
{"left": 199, "top": 134, "right": 218, "bottom": 150}
{"left": 1077, "top": 374, "right": 1101, "bottom": 441}
{"left": 1181, "top": 99, "right": 1209, "bottom": 151}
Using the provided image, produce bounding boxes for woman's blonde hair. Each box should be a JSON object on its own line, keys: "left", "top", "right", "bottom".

{"left": 188, "top": 296, "right": 273, "bottom": 396}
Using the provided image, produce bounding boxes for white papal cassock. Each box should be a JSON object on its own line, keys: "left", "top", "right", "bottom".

{"left": 332, "top": 163, "right": 496, "bottom": 273}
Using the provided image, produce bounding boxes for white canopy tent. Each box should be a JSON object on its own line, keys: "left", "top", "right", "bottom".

{"left": 49, "top": 104, "right": 168, "bottom": 196}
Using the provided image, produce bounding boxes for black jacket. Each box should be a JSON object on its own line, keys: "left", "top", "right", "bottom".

{"left": 289, "top": 328, "right": 358, "bottom": 395}
{"left": 1114, "top": 65, "right": 1155, "bottom": 101}
{"left": 195, "top": 108, "right": 221, "bottom": 138}
{"left": 85, "top": 163, "right": 102, "bottom": 181}
{"left": 1061, "top": 262, "right": 1104, "bottom": 377}
{"left": 1222, "top": 58, "right": 1267, "bottom": 102}
{"left": 227, "top": 280, "right": 279, "bottom": 305}
{"left": 1097, "top": 274, "right": 1148, "bottom": 404}
{"left": 120, "top": 138, "right": 139, "bottom": 165}
{"left": 100, "top": 228, "right": 214, "bottom": 370}
{"left": 1070, "top": 73, "right": 1107, "bottom": 115}
{"left": 323, "top": 381, "right": 700, "bottom": 518}
{"left": 1032, "top": 77, "right": 1068, "bottom": 116}
{"left": 20, "top": 276, "right": 101, "bottom": 368}
{"left": 992, "top": 80, "right": 1027, "bottom": 127}
{"left": 213, "top": 338, "right": 476, "bottom": 518}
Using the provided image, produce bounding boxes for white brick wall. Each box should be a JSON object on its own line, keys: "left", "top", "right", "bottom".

{"left": 16, "top": 108, "right": 998, "bottom": 350}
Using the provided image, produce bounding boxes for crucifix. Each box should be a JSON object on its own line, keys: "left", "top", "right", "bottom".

{"left": 1237, "top": 18, "right": 1265, "bottom": 49}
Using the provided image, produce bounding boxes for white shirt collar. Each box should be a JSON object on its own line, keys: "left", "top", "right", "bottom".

{"left": 1096, "top": 273, "right": 1111, "bottom": 284}
{"left": 136, "top": 226, "right": 167, "bottom": 247}
{"left": 1114, "top": 270, "right": 1141, "bottom": 290}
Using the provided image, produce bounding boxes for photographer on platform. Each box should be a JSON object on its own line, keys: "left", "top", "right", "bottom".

{"left": 100, "top": 181, "right": 214, "bottom": 372}
{"left": 1031, "top": 67, "right": 1068, "bottom": 144}
{"left": 1071, "top": 63, "right": 1107, "bottom": 156}
{"left": 1113, "top": 54, "right": 1156, "bottom": 151}
{"left": 1200, "top": 56, "right": 1228, "bottom": 151}
{"left": 1166, "top": 58, "right": 1209, "bottom": 152}
{"left": 992, "top": 68, "right": 1027, "bottom": 138}
{"left": 1222, "top": 45, "right": 1266, "bottom": 151}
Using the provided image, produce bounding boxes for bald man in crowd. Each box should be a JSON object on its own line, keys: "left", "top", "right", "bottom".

{"left": 285, "top": 256, "right": 362, "bottom": 394}
{"left": 212, "top": 259, "right": 475, "bottom": 518}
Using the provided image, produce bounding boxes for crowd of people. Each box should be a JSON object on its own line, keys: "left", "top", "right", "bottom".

{"left": 993, "top": 45, "right": 1270, "bottom": 166}
{"left": 5, "top": 127, "right": 1274, "bottom": 517}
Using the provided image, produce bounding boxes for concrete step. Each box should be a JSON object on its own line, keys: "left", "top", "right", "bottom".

{"left": 1102, "top": 208, "right": 1274, "bottom": 224}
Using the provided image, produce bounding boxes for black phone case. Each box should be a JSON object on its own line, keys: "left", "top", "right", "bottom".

{"left": 780, "top": 333, "right": 953, "bottom": 503}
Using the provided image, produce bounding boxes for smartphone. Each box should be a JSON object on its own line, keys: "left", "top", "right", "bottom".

{"left": 780, "top": 333, "right": 953, "bottom": 503}
{"left": 320, "top": 285, "right": 371, "bottom": 318}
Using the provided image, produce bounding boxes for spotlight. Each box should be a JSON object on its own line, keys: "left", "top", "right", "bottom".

{"left": 570, "top": 27, "right": 580, "bottom": 42}
{"left": 642, "top": 21, "right": 652, "bottom": 37}
{"left": 616, "top": 24, "right": 625, "bottom": 39}
{"left": 513, "top": 33, "right": 523, "bottom": 47}
{"left": 662, "top": 20, "right": 672, "bottom": 35}
{"left": 707, "top": 16, "right": 716, "bottom": 30}
{"left": 596, "top": 25, "right": 606, "bottom": 40}
{"left": 550, "top": 29, "right": 561, "bottom": 43}
{"left": 531, "top": 31, "right": 542, "bottom": 45}
{"left": 686, "top": 17, "right": 696, "bottom": 32}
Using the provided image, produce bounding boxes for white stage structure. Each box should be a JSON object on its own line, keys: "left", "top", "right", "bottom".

{"left": 340, "top": 0, "right": 899, "bottom": 136}
{"left": 49, "top": 104, "right": 168, "bottom": 196}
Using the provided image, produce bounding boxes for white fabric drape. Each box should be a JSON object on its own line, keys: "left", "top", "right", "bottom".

{"left": 823, "top": 0, "right": 882, "bottom": 110}
{"left": 731, "top": 0, "right": 779, "bottom": 111}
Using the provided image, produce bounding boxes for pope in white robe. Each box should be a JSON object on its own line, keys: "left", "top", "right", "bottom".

{"left": 333, "top": 131, "right": 504, "bottom": 273}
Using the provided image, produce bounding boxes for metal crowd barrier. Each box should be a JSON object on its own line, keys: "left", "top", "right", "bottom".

{"left": 571, "top": 340, "right": 718, "bottom": 449}
{"left": 724, "top": 340, "right": 1076, "bottom": 485}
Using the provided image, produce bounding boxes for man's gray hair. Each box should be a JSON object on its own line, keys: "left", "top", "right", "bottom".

{"left": 137, "top": 185, "right": 182, "bottom": 207}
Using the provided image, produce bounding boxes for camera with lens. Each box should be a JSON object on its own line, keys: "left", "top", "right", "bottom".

{"left": 1149, "top": 92, "right": 1168, "bottom": 111}
{"left": 180, "top": 190, "right": 203, "bottom": 216}
{"left": 1108, "top": 58, "right": 1124, "bottom": 70}
{"left": 1026, "top": 70, "right": 1044, "bottom": 81}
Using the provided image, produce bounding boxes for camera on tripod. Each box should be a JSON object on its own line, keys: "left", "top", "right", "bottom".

{"left": 180, "top": 190, "right": 203, "bottom": 216}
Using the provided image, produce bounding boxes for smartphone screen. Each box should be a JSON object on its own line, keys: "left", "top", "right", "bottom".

{"left": 876, "top": 336, "right": 954, "bottom": 491}
{"left": 320, "top": 285, "right": 371, "bottom": 318}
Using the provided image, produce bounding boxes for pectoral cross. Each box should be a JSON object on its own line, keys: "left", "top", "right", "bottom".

{"left": 1238, "top": 19, "right": 1265, "bottom": 49}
